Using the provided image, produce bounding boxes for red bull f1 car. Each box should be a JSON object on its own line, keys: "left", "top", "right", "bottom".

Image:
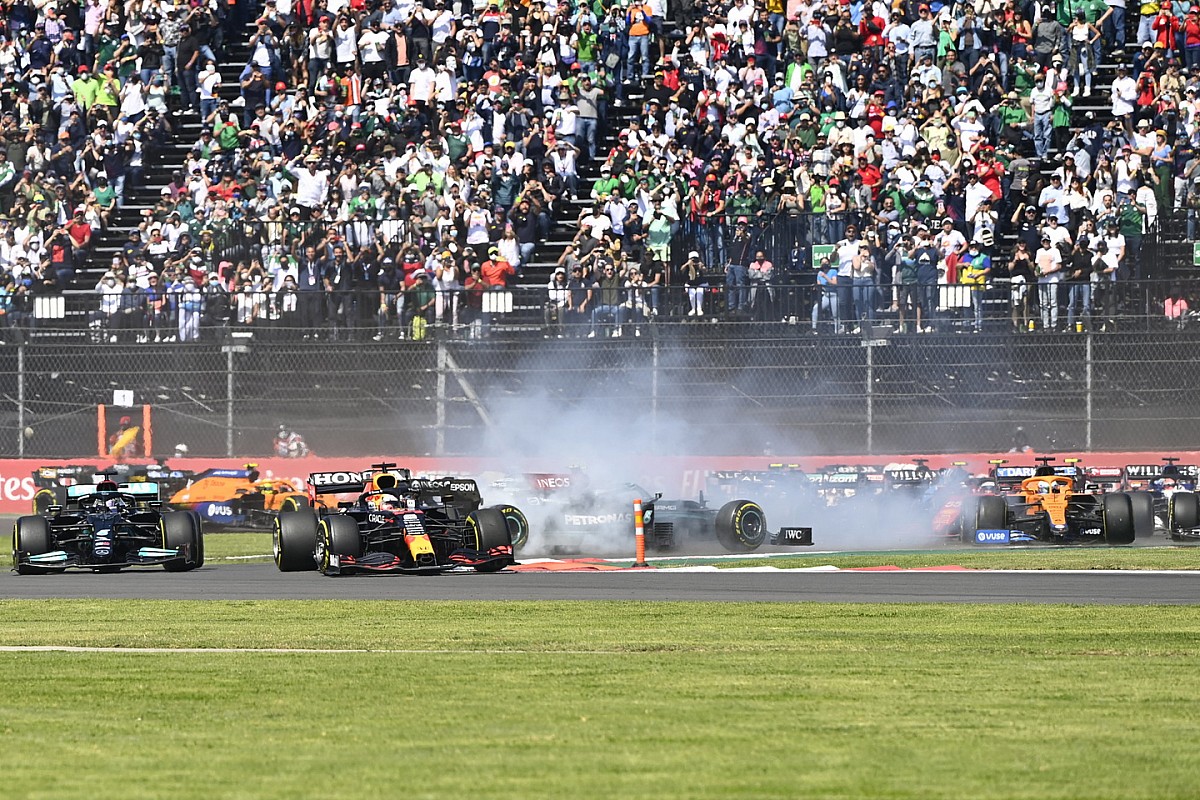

{"left": 273, "top": 464, "right": 521, "bottom": 575}
{"left": 14, "top": 473, "right": 204, "bottom": 573}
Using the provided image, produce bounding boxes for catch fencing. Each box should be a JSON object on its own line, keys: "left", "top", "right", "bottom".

{"left": 2, "top": 329, "right": 1198, "bottom": 459}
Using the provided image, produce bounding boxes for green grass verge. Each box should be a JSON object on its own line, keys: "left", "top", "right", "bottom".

{"left": 712, "top": 546, "right": 1200, "bottom": 571}
{"left": 1, "top": 601, "right": 1199, "bottom": 799}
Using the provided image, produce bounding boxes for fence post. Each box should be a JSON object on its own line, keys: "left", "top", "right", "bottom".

{"left": 651, "top": 338, "right": 659, "bottom": 452}
{"left": 17, "top": 344, "right": 24, "bottom": 458}
{"left": 865, "top": 341, "right": 874, "bottom": 454}
{"left": 226, "top": 345, "right": 234, "bottom": 457}
{"left": 1085, "top": 331, "right": 1093, "bottom": 451}
{"left": 436, "top": 341, "right": 447, "bottom": 456}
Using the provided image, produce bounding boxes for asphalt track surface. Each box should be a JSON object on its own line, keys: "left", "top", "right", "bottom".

{"left": 3, "top": 562, "right": 1200, "bottom": 603}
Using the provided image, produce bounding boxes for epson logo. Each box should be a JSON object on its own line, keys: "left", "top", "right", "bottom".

{"left": 975, "top": 529, "right": 1010, "bottom": 544}
{"left": 310, "top": 471, "right": 365, "bottom": 486}
{"left": 564, "top": 513, "right": 632, "bottom": 526}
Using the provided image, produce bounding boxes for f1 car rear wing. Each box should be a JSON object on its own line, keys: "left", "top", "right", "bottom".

{"left": 65, "top": 482, "right": 161, "bottom": 500}
{"left": 992, "top": 465, "right": 1079, "bottom": 485}
{"left": 883, "top": 468, "right": 937, "bottom": 485}
{"left": 307, "top": 470, "right": 372, "bottom": 495}
{"left": 1124, "top": 464, "right": 1199, "bottom": 479}
{"left": 408, "top": 478, "right": 482, "bottom": 504}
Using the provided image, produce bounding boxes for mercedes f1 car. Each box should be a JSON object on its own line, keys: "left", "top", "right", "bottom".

{"left": 33, "top": 463, "right": 195, "bottom": 515}
{"left": 168, "top": 464, "right": 320, "bottom": 528}
{"left": 493, "top": 469, "right": 813, "bottom": 554}
{"left": 273, "top": 464, "right": 520, "bottom": 575}
{"left": 963, "top": 458, "right": 1136, "bottom": 545}
{"left": 14, "top": 474, "right": 204, "bottom": 573}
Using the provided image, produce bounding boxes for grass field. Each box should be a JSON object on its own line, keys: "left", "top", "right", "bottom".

{"left": 2, "top": 600, "right": 1199, "bottom": 799}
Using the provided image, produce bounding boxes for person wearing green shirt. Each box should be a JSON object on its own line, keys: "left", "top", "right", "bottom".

{"left": 997, "top": 91, "right": 1031, "bottom": 145}
{"left": 71, "top": 68, "right": 100, "bottom": 111}
{"left": 577, "top": 22, "right": 599, "bottom": 70}
{"left": 590, "top": 165, "right": 619, "bottom": 200}
{"left": 214, "top": 114, "right": 241, "bottom": 152}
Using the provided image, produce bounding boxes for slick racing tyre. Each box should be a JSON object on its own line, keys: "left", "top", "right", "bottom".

{"left": 466, "top": 507, "right": 513, "bottom": 572}
{"left": 1168, "top": 492, "right": 1200, "bottom": 541}
{"left": 13, "top": 515, "right": 52, "bottom": 575}
{"left": 1102, "top": 493, "right": 1135, "bottom": 545}
{"left": 279, "top": 495, "right": 310, "bottom": 513}
{"left": 489, "top": 504, "right": 530, "bottom": 550}
{"left": 162, "top": 511, "right": 204, "bottom": 571}
{"left": 970, "top": 496, "right": 1009, "bottom": 543}
{"left": 274, "top": 510, "right": 320, "bottom": 572}
{"left": 715, "top": 500, "right": 768, "bottom": 552}
{"left": 33, "top": 488, "right": 58, "bottom": 516}
{"left": 1127, "top": 491, "right": 1154, "bottom": 540}
{"left": 319, "top": 515, "right": 361, "bottom": 573}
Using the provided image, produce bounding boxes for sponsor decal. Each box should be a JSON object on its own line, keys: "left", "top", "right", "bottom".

{"left": 529, "top": 474, "right": 572, "bottom": 489}
{"left": 1081, "top": 527, "right": 1102, "bottom": 536}
{"left": 309, "top": 471, "right": 366, "bottom": 486}
{"left": 974, "top": 529, "right": 1011, "bottom": 544}
{"left": 205, "top": 504, "right": 235, "bottom": 518}
{"left": 1126, "top": 464, "right": 1200, "bottom": 478}
{"left": 563, "top": 513, "right": 633, "bottom": 526}
{"left": 367, "top": 513, "right": 391, "bottom": 524}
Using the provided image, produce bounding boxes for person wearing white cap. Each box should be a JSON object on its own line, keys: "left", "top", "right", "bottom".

{"left": 545, "top": 266, "right": 570, "bottom": 338}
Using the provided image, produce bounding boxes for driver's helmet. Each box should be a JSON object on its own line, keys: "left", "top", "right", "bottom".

{"left": 1037, "top": 480, "right": 1051, "bottom": 494}
{"left": 1161, "top": 477, "right": 1177, "bottom": 490}
{"left": 978, "top": 480, "right": 997, "bottom": 494}
{"left": 368, "top": 492, "right": 402, "bottom": 512}
{"left": 105, "top": 496, "right": 124, "bottom": 511}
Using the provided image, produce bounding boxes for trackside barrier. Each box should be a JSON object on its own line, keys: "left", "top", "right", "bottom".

{"left": 633, "top": 498, "right": 647, "bottom": 567}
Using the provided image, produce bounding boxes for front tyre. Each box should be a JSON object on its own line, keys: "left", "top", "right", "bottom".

{"left": 466, "top": 507, "right": 513, "bottom": 572}
{"left": 489, "top": 504, "right": 530, "bottom": 550}
{"left": 1128, "top": 491, "right": 1154, "bottom": 540}
{"left": 715, "top": 500, "right": 768, "bottom": 552}
{"left": 275, "top": 511, "right": 319, "bottom": 572}
{"left": 1102, "top": 493, "right": 1135, "bottom": 545}
{"left": 162, "top": 511, "right": 204, "bottom": 571}
{"left": 319, "top": 515, "right": 361, "bottom": 573}
{"left": 1168, "top": 492, "right": 1200, "bottom": 541}
{"left": 13, "top": 515, "right": 52, "bottom": 574}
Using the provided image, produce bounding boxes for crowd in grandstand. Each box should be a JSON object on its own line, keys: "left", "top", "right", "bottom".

{"left": 0, "top": 0, "right": 1194, "bottom": 340}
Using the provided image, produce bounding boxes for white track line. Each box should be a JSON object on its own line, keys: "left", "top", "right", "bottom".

{"left": 0, "top": 646, "right": 626, "bottom": 655}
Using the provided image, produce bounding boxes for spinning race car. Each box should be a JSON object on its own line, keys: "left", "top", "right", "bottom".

{"left": 964, "top": 458, "right": 1136, "bottom": 545}
{"left": 13, "top": 472, "right": 205, "bottom": 573}
{"left": 493, "top": 469, "right": 813, "bottom": 554}
{"left": 273, "top": 464, "right": 522, "bottom": 575}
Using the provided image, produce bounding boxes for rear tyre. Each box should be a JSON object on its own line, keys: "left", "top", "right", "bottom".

{"left": 319, "top": 515, "right": 361, "bottom": 573}
{"left": 714, "top": 500, "right": 768, "bottom": 552}
{"left": 1168, "top": 492, "right": 1200, "bottom": 541}
{"left": 1128, "top": 491, "right": 1154, "bottom": 540}
{"left": 279, "top": 495, "right": 310, "bottom": 513}
{"left": 162, "top": 511, "right": 204, "bottom": 571}
{"left": 466, "top": 507, "right": 513, "bottom": 572}
{"left": 489, "top": 504, "right": 530, "bottom": 550}
{"left": 1102, "top": 493, "right": 1135, "bottom": 545}
{"left": 33, "top": 488, "right": 58, "bottom": 516}
{"left": 274, "top": 511, "right": 319, "bottom": 572}
{"left": 13, "top": 515, "right": 52, "bottom": 575}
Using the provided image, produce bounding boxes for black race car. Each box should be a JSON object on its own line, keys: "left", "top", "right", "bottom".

{"left": 32, "top": 463, "right": 195, "bottom": 515}
{"left": 495, "top": 469, "right": 813, "bottom": 554}
{"left": 273, "top": 464, "right": 522, "bottom": 575}
{"left": 13, "top": 473, "right": 204, "bottom": 573}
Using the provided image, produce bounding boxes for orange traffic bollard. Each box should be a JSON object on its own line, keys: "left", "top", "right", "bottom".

{"left": 633, "top": 498, "right": 648, "bottom": 567}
